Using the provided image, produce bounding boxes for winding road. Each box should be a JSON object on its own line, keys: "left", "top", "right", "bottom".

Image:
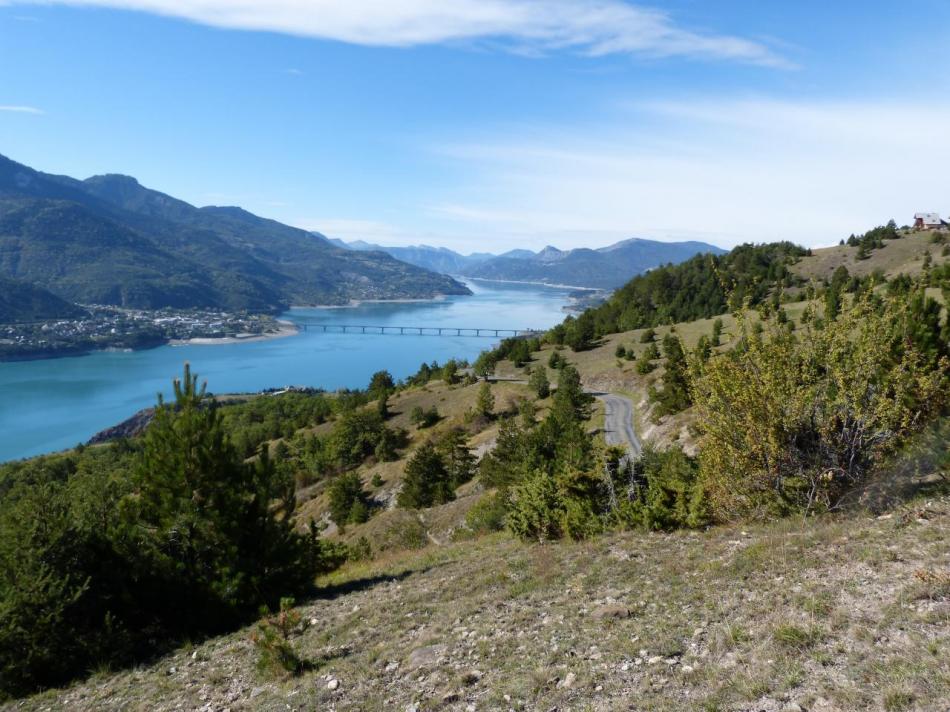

{"left": 487, "top": 375, "right": 641, "bottom": 460}
{"left": 594, "top": 393, "right": 642, "bottom": 459}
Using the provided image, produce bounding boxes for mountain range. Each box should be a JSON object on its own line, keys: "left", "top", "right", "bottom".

{"left": 0, "top": 155, "right": 469, "bottom": 321}
{"left": 329, "top": 237, "right": 726, "bottom": 290}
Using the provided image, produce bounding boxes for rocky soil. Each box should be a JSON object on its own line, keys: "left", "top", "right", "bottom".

{"left": 12, "top": 497, "right": 949, "bottom": 712}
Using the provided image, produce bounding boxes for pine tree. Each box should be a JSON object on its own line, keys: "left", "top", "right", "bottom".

{"left": 528, "top": 365, "right": 551, "bottom": 399}
{"left": 475, "top": 381, "right": 495, "bottom": 418}
{"left": 127, "top": 363, "right": 320, "bottom": 627}
{"left": 438, "top": 429, "right": 477, "bottom": 489}
{"left": 398, "top": 442, "right": 455, "bottom": 508}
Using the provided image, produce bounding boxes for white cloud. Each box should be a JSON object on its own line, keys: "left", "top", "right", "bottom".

{"left": 4, "top": 0, "right": 787, "bottom": 66}
{"left": 428, "top": 99, "right": 950, "bottom": 249}
{"left": 0, "top": 105, "right": 44, "bottom": 114}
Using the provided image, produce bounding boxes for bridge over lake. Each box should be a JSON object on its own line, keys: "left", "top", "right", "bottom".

{"left": 299, "top": 324, "right": 543, "bottom": 338}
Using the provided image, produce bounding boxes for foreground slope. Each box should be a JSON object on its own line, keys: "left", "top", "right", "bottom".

{"left": 16, "top": 495, "right": 949, "bottom": 712}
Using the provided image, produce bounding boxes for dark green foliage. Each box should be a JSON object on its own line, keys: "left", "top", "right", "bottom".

{"left": 0, "top": 155, "right": 470, "bottom": 310}
{"left": 552, "top": 365, "right": 592, "bottom": 422}
{"left": 574, "top": 243, "right": 806, "bottom": 339}
{"left": 410, "top": 405, "right": 440, "bottom": 429}
{"left": 824, "top": 265, "right": 850, "bottom": 319}
{"left": 845, "top": 221, "right": 899, "bottom": 255}
{"left": 368, "top": 370, "right": 395, "bottom": 399}
{"left": 640, "top": 328, "right": 657, "bottom": 344}
{"left": 480, "top": 366, "right": 594, "bottom": 493}
{"left": 0, "top": 366, "right": 333, "bottom": 699}
{"left": 548, "top": 350, "right": 566, "bottom": 369}
{"left": 475, "top": 381, "right": 495, "bottom": 418}
{"left": 441, "top": 360, "right": 460, "bottom": 384}
{"left": 439, "top": 428, "right": 478, "bottom": 488}
{"left": 0, "top": 276, "right": 86, "bottom": 323}
{"left": 623, "top": 447, "right": 708, "bottom": 530}
{"left": 218, "top": 391, "right": 335, "bottom": 459}
{"left": 472, "top": 351, "right": 497, "bottom": 378}
{"left": 649, "top": 335, "right": 692, "bottom": 417}
{"left": 327, "top": 472, "right": 372, "bottom": 529}
{"left": 528, "top": 365, "right": 551, "bottom": 399}
{"left": 331, "top": 408, "right": 399, "bottom": 467}
{"left": 564, "top": 312, "right": 596, "bottom": 351}
{"left": 124, "top": 364, "right": 323, "bottom": 626}
{"left": 711, "top": 318, "right": 724, "bottom": 346}
{"left": 398, "top": 442, "right": 455, "bottom": 509}
{"left": 614, "top": 344, "right": 627, "bottom": 359}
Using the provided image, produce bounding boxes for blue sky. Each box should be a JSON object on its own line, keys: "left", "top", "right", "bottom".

{"left": 1, "top": 1, "right": 949, "bottom": 253}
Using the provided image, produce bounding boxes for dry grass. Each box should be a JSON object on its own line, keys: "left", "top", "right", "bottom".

{"left": 18, "top": 496, "right": 949, "bottom": 711}
{"left": 792, "top": 231, "right": 949, "bottom": 282}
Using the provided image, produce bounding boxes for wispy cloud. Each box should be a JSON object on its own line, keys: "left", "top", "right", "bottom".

{"left": 5, "top": 0, "right": 789, "bottom": 67}
{"left": 0, "top": 105, "right": 44, "bottom": 114}
{"left": 428, "top": 99, "right": 950, "bottom": 248}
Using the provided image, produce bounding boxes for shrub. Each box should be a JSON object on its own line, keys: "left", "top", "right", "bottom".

{"left": 464, "top": 491, "right": 509, "bottom": 535}
{"left": 692, "top": 296, "right": 949, "bottom": 520}
{"left": 410, "top": 405, "right": 440, "bottom": 429}
{"left": 622, "top": 446, "right": 708, "bottom": 530}
{"left": 649, "top": 334, "right": 692, "bottom": 417}
{"left": 251, "top": 598, "right": 308, "bottom": 677}
{"left": 506, "top": 471, "right": 565, "bottom": 542}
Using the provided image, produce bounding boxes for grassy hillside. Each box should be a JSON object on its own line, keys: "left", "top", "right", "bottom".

{"left": 2, "top": 230, "right": 948, "bottom": 708}
{"left": 793, "top": 230, "right": 947, "bottom": 282}
{"left": 14, "top": 488, "right": 949, "bottom": 712}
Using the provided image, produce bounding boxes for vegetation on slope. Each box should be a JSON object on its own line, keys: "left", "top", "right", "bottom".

{"left": 0, "top": 275, "right": 86, "bottom": 323}
{"left": 1, "top": 224, "right": 948, "bottom": 705}
{"left": 0, "top": 366, "right": 340, "bottom": 699}
{"left": 0, "top": 154, "right": 469, "bottom": 310}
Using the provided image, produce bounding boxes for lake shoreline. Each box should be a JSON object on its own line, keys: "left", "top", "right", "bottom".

{"left": 168, "top": 320, "right": 299, "bottom": 346}
{"left": 464, "top": 277, "right": 604, "bottom": 292}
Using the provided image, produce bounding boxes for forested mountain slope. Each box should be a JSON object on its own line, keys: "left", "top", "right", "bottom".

{"left": 0, "top": 155, "right": 470, "bottom": 310}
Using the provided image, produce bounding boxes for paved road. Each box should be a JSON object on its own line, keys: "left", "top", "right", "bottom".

{"left": 595, "top": 393, "right": 642, "bottom": 459}
{"left": 487, "top": 376, "right": 641, "bottom": 459}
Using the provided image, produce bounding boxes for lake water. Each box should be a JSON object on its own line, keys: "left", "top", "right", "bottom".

{"left": 0, "top": 280, "right": 571, "bottom": 462}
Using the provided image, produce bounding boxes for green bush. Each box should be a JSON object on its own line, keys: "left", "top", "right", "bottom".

{"left": 464, "top": 491, "right": 508, "bottom": 535}
{"left": 251, "top": 598, "right": 308, "bottom": 677}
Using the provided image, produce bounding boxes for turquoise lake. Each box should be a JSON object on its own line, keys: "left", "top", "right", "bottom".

{"left": 0, "top": 280, "right": 571, "bottom": 462}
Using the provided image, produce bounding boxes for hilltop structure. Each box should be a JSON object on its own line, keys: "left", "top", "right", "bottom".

{"left": 914, "top": 212, "right": 948, "bottom": 229}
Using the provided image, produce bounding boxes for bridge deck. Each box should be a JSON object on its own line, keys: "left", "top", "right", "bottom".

{"left": 299, "top": 324, "right": 542, "bottom": 338}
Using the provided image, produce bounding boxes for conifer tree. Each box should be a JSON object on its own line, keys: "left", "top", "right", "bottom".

{"left": 475, "top": 381, "right": 495, "bottom": 418}
{"left": 398, "top": 441, "right": 455, "bottom": 508}
{"left": 529, "top": 365, "right": 551, "bottom": 399}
